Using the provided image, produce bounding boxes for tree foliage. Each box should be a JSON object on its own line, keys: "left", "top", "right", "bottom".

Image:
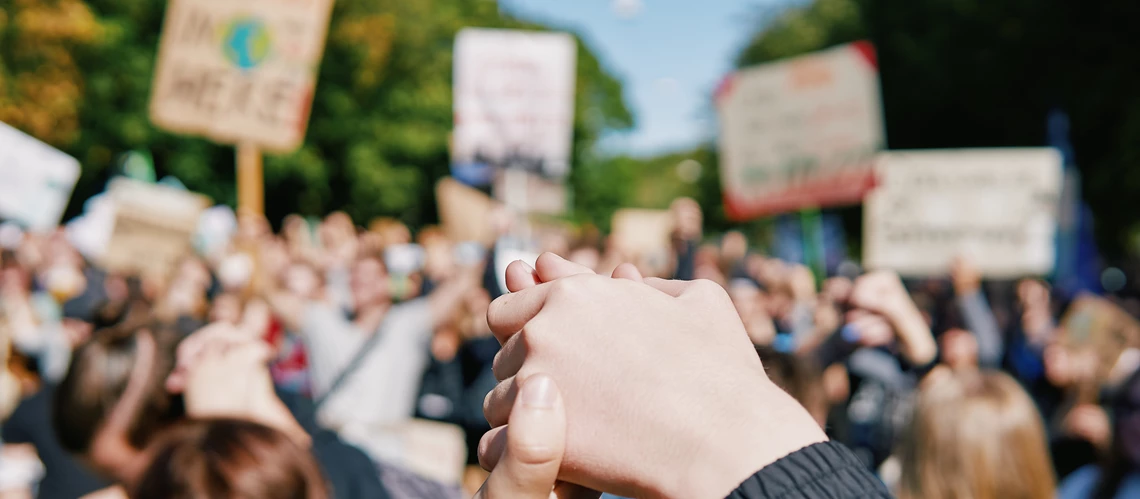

{"left": 735, "top": 0, "right": 1140, "bottom": 258}
{"left": 0, "top": 0, "right": 633, "bottom": 229}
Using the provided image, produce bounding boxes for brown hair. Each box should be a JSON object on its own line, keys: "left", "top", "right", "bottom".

{"left": 53, "top": 316, "right": 182, "bottom": 457}
{"left": 755, "top": 347, "right": 828, "bottom": 426}
{"left": 897, "top": 369, "right": 1056, "bottom": 499}
{"left": 132, "top": 419, "right": 328, "bottom": 499}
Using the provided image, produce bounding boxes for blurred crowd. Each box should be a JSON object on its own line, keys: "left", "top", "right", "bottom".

{"left": 1, "top": 195, "right": 1140, "bottom": 498}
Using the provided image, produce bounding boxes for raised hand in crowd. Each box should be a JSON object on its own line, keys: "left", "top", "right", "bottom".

{"left": 849, "top": 270, "right": 937, "bottom": 366}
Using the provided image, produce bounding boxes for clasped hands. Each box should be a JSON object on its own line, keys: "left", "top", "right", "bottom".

{"left": 473, "top": 254, "right": 827, "bottom": 499}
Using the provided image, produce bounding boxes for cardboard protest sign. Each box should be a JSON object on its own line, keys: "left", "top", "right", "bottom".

{"left": 453, "top": 28, "right": 578, "bottom": 181}
{"left": 1056, "top": 294, "right": 1140, "bottom": 386}
{"left": 716, "top": 42, "right": 884, "bottom": 219}
{"left": 149, "top": 0, "right": 335, "bottom": 152}
{"left": 435, "top": 177, "right": 498, "bottom": 246}
{"left": 0, "top": 122, "right": 81, "bottom": 232}
{"left": 863, "top": 148, "right": 1063, "bottom": 278}
{"left": 101, "top": 178, "right": 211, "bottom": 276}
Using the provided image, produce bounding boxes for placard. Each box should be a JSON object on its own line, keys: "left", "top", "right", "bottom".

{"left": 435, "top": 177, "right": 498, "bottom": 246}
{"left": 149, "top": 0, "right": 335, "bottom": 152}
{"left": 0, "top": 122, "right": 81, "bottom": 232}
{"left": 863, "top": 149, "right": 1063, "bottom": 277}
{"left": 453, "top": 28, "right": 578, "bottom": 181}
{"left": 101, "top": 178, "right": 212, "bottom": 276}
{"left": 716, "top": 42, "right": 884, "bottom": 219}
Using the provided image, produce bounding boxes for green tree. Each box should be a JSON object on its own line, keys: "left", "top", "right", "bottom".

{"left": 735, "top": 0, "right": 1140, "bottom": 258}
{"left": 0, "top": 0, "right": 633, "bottom": 230}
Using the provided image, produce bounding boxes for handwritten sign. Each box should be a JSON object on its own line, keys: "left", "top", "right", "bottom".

{"left": 149, "top": 0, "right": 335, "bottom": 152}
{"left": 0, "top": 122, "right": 81, "bottom": 232}
{"left": 863, "top": 149, "right": 1063, "bottom": 277}
{"left": 453, "top": 28, "right": 578, "bottom": 180}
{"left": 716, "top": 42, "right": 884, "bottom": 219}
{"left": 101, "top": 178, "right": 211, "bottom": 276}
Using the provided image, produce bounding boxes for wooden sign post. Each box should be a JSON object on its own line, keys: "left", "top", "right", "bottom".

{"left": 236, "top": 143, "right": 263, "bottom": 215}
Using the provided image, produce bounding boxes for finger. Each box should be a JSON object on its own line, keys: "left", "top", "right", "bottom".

{"left": 484, "top": 376, "right": 519, "bottom": 428}
{"left": 534, "top": 252, "right": 594, "bottom": 283}
{"left": 505, "top": 260, "right": 541, "bottom": 293}
{"left": 643, "top": 277, "right": 692, "bottom": 297}
{"left": 610, "top": 263, "right": 643, "bottom": 282}
{"left": 487, "top": 284, "right": 553, "bottom": 343}
{"left": 476, "top": 375, "right": 565, "bottom": 499}
{"left": 478, "top": 425, "right": 507, "bottom": 471}
{"left": 493, "top": 332, "right": 527, "bottom": 381}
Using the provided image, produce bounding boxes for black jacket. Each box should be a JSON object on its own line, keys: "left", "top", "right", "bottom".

{"left": 728, "top": 442, "right": 891, "bottom": 498}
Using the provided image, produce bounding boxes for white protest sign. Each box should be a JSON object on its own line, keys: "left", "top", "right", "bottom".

{"left": 0, "top": 122, "right": 81, "bottom": 232}
{"left": 863, "top": 149, "right": 1063, "bottom": 278}
{"left": 453, "top": 28, "right": 578, "bottom": 179}
{"left": 149, "top": 0, "right": 335, "bottom": 152}
{"left": 716, "top": 42, "right": 884, "bottom": 220}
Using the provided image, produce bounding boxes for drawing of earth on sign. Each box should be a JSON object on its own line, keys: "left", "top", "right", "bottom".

{"left": 221, "top": 17, "right": 272, "bottom": 70}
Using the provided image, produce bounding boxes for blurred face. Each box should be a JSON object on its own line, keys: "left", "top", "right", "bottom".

{"left": 939, "top": 328, "right": 979, "bottom": 370}
{"left": 210, "top": 294, "right": 243, "bottom": 325}
{"left": 350, "top": 258, "right": 390, "bottom": 310}
{"left": 721, "top": 232, "right": 748, "bottom": 262}
{"left": 284, "top": 263, "right": 319, "bottom": 299}
{"left": 568, "top": 247, "right": 600, "bottom": 273}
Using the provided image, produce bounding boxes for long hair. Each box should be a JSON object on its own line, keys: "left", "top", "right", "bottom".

{"left": 132, "top": 419, "right": 328, "bottom": 499}
{"left": 897, "top": 369, "right": 1056, "bottom": 499}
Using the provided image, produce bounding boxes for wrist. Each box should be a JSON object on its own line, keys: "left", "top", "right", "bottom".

{"left": 657, "top": 381, "right": 827, "bottom": 499}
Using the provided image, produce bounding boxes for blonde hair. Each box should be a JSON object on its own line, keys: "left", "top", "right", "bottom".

{"left": 897, "top": 369, "right": 1055, "bottom": 499}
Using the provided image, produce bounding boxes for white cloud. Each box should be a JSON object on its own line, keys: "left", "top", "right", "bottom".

{"left": 612, "top": 0, "right": 644, "bottom": 19}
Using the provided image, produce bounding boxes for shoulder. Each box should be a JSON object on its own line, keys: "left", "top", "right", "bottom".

{"left": 1058, "top": 465, "right": 1101, "bottom": 499}
{"left": 389, "top": 299, "right": 432, "bottom": 325}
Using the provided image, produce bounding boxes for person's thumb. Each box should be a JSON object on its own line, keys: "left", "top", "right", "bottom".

{"left": 475, "top": 374, "right": 565, "bottom": 499}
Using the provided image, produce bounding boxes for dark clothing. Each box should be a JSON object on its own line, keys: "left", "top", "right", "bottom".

{"left": 1, "top": 386, "right": 109, "bottom": 499}
{"left": 278, "top": 391, "right": 392, "bottom": 499}
{"left": 728, "top": 442, "right": 891, "bottom": 498}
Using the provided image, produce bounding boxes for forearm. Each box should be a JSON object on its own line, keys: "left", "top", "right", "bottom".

{"left": 957, "top": 291, "right": 1003, "bottom": 367}
{"left": 888, "top": 303, "right": 937, "bottom": 366}
{"left": 427, "top": 271, "right": 478, "bottom": 330}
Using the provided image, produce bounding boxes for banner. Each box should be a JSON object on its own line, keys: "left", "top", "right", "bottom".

{"left": 0, "top": 122, "right": 81, "bottom": 232}
{"left": 149, "top": 0, "right": 335, "bottom": 152}
{"left": 453, "top": 28, "right": 578, "bottom": 182}
{"left": 716, "top": 42, "right": 884, "bottom": 220}
{"left": 863, "top": 149, "right": 1063, "bottom": 277}
{"left": 101, "top": 178, "right": 211, "bottom": 276}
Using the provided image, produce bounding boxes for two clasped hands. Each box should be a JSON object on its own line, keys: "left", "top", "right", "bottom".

{"left": 473, "top": 253, "right": 828, "bottom": 499}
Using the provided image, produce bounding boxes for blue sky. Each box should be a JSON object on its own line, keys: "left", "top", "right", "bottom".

{"left": 499, "top": 0, "right": 789, "bottom": 157}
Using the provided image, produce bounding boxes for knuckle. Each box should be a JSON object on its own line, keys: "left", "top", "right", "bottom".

{"left": 508, "top": 437, "right": 560, "bottom": 466}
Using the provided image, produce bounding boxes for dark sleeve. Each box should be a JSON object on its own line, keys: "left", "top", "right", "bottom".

{"left": 673, "top": 239, "right": 697, "bottom": 281}
{"left": 1, "top": 389, "right": 45, "bottom": 444}
{"left": 310, "top": 431, "right": 392, "bottom": 499}
{"left": 810, "top": 326, "right": 859, "bottom": 369}
{"left": 726, "top": 442, "right": 891, "bottom": 499}
{"left": 276, "top": 390, "right": 392, "bottom": 499}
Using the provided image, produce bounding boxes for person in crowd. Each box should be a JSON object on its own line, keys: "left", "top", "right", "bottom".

{"left": 265, "top": 248, "right": 479, "bottom": 467}
{"left": 31, "top": 317, "right": 392, "bottom": 499}
{"left": 1059, "top": 367, "right": 1140, "bottom": 498}
{"left": 894, "top": 369, "right": 1056, "bottom": 499}
{"left": 131, "top": 418, "right": 328, "bottom": 499}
